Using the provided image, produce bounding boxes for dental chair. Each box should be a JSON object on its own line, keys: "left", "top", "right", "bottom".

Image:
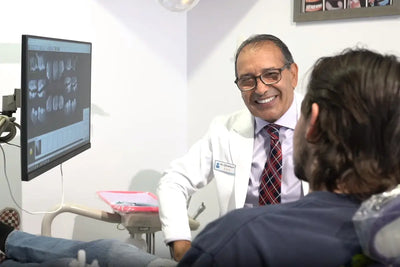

{"left": 41, "top": 191, "right": 205, "bottom": 255}
{"left": 353, "top": 185, "right": 400, "bottom": 266}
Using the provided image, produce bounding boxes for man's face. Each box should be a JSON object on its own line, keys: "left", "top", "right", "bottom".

{"left": 236, "top": 42, "right": 298, "bottom": 123}
{"left": 293, "top": 114, "right": 309, "bottom": 182}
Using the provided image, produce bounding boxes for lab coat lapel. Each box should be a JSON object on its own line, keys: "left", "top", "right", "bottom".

{"left": 229, "top": 111, "right": 254, "bottom": 209}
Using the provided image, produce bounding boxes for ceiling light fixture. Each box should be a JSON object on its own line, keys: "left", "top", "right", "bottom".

{"left": 158, "top": 0, "right": 200, "bottom": 12}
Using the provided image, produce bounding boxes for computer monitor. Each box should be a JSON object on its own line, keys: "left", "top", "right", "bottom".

{"left": 20, "top": 35, "right": 92, "bottom": 181}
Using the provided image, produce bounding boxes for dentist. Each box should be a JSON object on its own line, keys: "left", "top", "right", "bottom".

{"left": 157, "top": 34, "right": 309, "bottom": 261}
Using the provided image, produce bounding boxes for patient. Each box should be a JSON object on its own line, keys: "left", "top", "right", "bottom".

{"left": 1, "top": 48, "right": 400, "bottom": 266}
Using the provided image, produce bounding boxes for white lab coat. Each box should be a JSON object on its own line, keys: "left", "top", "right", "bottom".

{"left": 157, "top": 91, "right": 309, "bottom": 243}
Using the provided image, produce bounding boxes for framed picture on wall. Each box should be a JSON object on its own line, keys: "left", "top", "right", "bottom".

{"left": 293, "top": 0, "right": 400, "bottom": 22}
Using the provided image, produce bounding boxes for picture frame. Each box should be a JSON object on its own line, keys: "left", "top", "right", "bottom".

{"left": 293, "top": 0, "right": 400, "bottom": 22}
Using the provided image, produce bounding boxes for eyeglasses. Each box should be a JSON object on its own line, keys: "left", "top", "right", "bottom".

{"left": 234, "top": 63, "right": 291, "bottom": 92}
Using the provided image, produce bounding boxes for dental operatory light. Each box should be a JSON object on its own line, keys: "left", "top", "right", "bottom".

{"left": 158, "top": 0, "right": 200, "bottom": 12}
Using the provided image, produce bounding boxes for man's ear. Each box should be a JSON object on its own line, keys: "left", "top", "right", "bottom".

{"left": 289, "top": 62, "right": 299, "bottom": 89}
{"left": 306, "top": 103, "right": 319, "bottom": 142}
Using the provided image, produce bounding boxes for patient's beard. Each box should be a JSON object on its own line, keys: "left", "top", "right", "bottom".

{"left": 294, "top": 161, "right": 308, "bottom": 183}
{"left": 293, "top": 143, "right": 310, "bottom": 183}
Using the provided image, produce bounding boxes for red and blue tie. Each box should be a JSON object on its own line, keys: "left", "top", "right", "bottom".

{"left": 259, "top": 124, "right": 282, "bottom": 205}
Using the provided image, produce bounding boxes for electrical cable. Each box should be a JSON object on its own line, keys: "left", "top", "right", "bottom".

{"left": 0, "top": 116, "right": 17, "bottom": 143}
{"left": 1, "top": 143, "right": 65, "bottom": 215}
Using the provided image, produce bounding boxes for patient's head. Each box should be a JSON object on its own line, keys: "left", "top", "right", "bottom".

{"left": 294, "top": 48, "right": 400, "bottom": 200}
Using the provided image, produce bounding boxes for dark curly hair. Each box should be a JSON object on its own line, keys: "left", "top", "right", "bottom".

{"left": 301, "top": 48, "right": 400, "bottom": 200}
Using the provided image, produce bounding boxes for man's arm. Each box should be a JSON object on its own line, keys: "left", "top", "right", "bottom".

{"left": 157, "top": 112, "right": 239, "bottom": 261}
{"left": 157, "top": 130, "right": 215, "bottom": 259}
{"left": 157, "top": 172, "right": 194, "bottom": 248}
{"left": 170, "top": 240, "right": 191, "bottom": 261}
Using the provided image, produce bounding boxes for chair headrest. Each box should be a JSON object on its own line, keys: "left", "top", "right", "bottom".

{"left": 353, "top": 185, "right": 400, "bottom": 265}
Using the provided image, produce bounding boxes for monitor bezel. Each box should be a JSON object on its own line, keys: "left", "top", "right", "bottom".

{"left": 20, "top": 34, "right": 92, "bottom": 182}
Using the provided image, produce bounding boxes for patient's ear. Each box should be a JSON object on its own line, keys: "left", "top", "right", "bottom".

{"left": 306, "top": 103, "right": 319, "bottom": 142}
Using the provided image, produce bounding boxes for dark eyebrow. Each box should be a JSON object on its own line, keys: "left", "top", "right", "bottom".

{"left": 237, "top": 73, "right": 254, "bottom": 79}
{"left": 261, "top": 67, "right": 282, "bottom": 72}
{"left": 238, "top": 66, "right": 283, "bottom": 79}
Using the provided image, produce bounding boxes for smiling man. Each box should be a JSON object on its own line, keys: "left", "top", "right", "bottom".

{"left": 235, "top": 37, "right": 298, "bottom": 124}
{"left": 157, "top": 34, "right": 309, "bottom": 261}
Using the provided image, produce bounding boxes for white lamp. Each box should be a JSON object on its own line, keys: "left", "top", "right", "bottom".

{"left": 158, "top": 0, "right": 200, "bottom": 12}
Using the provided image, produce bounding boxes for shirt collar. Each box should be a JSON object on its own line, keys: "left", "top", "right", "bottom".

{"left": 254, "top": 96, "right": 299, "bottom": 135}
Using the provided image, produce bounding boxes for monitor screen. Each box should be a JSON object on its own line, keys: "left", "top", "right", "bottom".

{"left": 20, "top": 35, "right": 92, "bottom": 181}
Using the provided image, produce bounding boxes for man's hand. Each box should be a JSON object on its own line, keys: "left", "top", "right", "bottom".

{"left": 171, "top": 240, "right": 191, "bottom": 262}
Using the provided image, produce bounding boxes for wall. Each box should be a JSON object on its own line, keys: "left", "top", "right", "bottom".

{"left": 0, "top": 0, "right": 187, "bottom": 258}
{"left": 186, "top": 0, "right": 400, "bottom": 239}
{"left": 0, "top": 0, "right": 399, "bottom": 260}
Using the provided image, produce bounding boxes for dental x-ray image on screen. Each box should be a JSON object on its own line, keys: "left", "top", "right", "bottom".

{"left": 21, "top": 35, "right": 92, "bottom": 181}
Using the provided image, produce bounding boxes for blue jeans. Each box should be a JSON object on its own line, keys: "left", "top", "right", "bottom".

{"left": 1, "top": 231, "right": 177, "bottom": 266}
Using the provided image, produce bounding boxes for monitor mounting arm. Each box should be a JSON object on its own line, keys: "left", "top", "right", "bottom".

{"left": 2, "top": 88, "right": 21, "bottom": 117}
